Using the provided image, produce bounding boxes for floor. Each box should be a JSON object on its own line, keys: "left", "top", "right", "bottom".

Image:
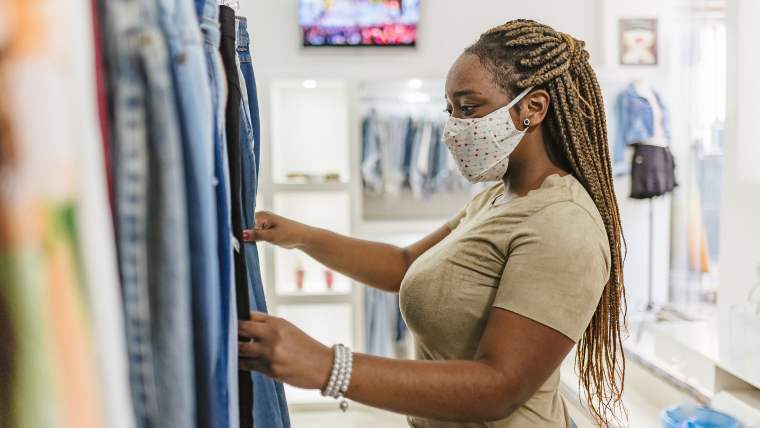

{"left": 290, "top": 407, "right": 406, "bottom": 428}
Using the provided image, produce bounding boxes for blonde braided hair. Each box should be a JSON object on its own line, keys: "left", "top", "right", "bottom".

{"left": 467, "top": 19, "right": 627, "bottom": 426}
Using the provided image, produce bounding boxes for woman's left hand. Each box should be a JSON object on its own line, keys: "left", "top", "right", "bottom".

{"left": 238, "top": 312, "right": 334, "bottom": 391}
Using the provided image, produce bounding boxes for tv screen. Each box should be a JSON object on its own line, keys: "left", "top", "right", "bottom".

{"left": 299, "top": 0, "right": 420, "bottom": 47}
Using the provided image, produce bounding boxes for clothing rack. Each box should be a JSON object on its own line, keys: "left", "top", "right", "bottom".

{"left": 0, "top": 1, "right": 289, "bottom": 427}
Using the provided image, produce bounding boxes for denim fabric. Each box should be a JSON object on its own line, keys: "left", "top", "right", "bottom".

{"left": 365, "top": 288, "right": 396, "bottom": 357}
{"left": 614, "top": 83, "right": 672, "bottom": 175}
{"left": 196, "top": 0, "right": 239, "bottom": 426}
{"left": 139, "top": 0, "right": 196, "bottom": 423}
{"left": 219, "top": 6, "right": 254, "bottom": 428}
{"left": 101, "top": 0, "right": 159, "bottom": 425}
{"left": 156, "top": 0, "right": 223, "bottom": 426}
{"left": 236, "top": 17, "right": 260, "bottom": 174}
{"left": 237, "top": 16, "right": 291, "bottom": 428}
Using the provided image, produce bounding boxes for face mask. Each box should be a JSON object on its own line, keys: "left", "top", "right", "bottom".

{"left": 443, "top": 86, "right": 533, "bottom": 182}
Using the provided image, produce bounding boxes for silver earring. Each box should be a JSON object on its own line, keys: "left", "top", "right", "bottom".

{"left": 523, "top": 118, "right": 531, "bottom": 128}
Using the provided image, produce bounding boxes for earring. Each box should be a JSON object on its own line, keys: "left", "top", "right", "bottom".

{"left": 523, "top": 118, "right": 531, "bottom": 128}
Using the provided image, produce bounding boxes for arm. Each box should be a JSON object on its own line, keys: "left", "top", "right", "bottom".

{"left": 245, "top": 211, "right": 450, "bottom": 293}
{"left": 238, "top": 308, "right": 574, "bottom": 422}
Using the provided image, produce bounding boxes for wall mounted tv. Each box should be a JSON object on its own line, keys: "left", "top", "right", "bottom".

{"left": 299, "top": 0, "right": 420, "bottom": 47}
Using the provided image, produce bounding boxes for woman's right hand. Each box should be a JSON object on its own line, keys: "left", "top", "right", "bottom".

{"left": 243, "top": 211, "right": 311, "bottom": 250}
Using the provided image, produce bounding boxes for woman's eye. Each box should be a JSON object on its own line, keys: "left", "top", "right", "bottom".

{"left": 460, "top": 106, "right": 475, "bottom": 116}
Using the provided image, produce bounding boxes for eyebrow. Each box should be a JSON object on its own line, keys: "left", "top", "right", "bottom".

{"left": 449, "top": 89, "right": 481, "bottom": 98}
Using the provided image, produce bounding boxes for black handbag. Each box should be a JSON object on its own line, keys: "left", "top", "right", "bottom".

{"left": 630, "top": 143, "right": 677, "bottom": 199}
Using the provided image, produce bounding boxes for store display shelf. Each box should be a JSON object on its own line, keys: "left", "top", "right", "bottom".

{"left": 271, "top": 182, "right": 350, "bottom": 193}
{"left": 275, "top": 292, "right": 354, "bottom": 305}
{"left": 355, "top": 219, "right": 445, "bottom": 238}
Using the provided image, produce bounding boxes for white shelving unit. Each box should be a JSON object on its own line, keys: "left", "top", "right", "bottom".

{"left": 261, "top": 78, "right": 359, "bottom": 407}
{"left": 260, "top": 78, "right": 462, "bottom": 407}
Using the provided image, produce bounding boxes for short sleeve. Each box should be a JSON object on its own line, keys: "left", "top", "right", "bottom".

{"left": 493, "top": 202, "right": 611, "bottom": 342}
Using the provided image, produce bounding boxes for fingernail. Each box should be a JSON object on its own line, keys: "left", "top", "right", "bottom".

{"left": 243, "top": 231, "right": 250, "bottom": 240}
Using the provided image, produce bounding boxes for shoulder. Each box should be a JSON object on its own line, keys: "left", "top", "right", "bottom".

{"left": 512, "top": 176, "right": 610, "bottom": 267}
{"left": 523, "top": 175, "right": 606, "bottom": 234}
{"left": 463, "top": 182, "right": 504, "bottom": 213}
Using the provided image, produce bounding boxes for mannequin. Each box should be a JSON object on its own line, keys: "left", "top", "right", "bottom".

{"left": 632, "top": 79, "right": 669, "bottom": 146}
{"left": 626, "top": 79, "right": 677, "bottom": 312}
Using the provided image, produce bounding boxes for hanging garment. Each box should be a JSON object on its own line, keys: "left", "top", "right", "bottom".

{"left": 101, "top": 0, "right": 161, "bottom": 423}
{"left": 195, "top": 0, "right": 239, "bottom": 425}
{"left": 237, "top": 16, "right": 291, "bottom": 428}
{"left": 629, "top": 143, "right": 677, "bottom": 199}
{"left": 361, "top": 112, "right": 384, "bottom": 192}
{"left": 103, "top": 0, "right": 197, "bottom": 424}
{"left": 2, "top": 0, "right": 103, "bottom": 426}
{"left": 364, "top": 288, "right": 398, "bottom": 357}
{"left": 361, "top": 114, "right": 467, "bottom": 199}
{"left": 91, "top": 0, "right": 115, "bottom": 213}
{"left": 138, "top": 1, "right": 197, "bottom": 426}
{"left": 75, "top": 0, "right": 136, "bottom": 426}
{"left": 156, "top": 0, "right": 224, "bottom": 426}
{"left": 614, "top": 83, "right": 672, "bottom": 175}
{"left": 219, "top": 6, "right": 254, "bottom": 428}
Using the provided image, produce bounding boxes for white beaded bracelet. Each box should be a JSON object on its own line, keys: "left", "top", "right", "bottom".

{"left": 321, "top": 344, "right": 353, "bottom": 411}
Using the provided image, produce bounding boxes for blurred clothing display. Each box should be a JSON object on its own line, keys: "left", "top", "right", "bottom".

{"left": 614, "top": 82, "right": 672, "bottom": 176}
{"left": 365, "top": 288, "right": 409, "bottom": 358}
{"left": 361, "top": 113, "right": 470, "bottom": 200}
{"left": 630, "top": 143, "right": 678, "bottom": 199}
{"left": 0, "top": 0, "right": 288, "bottom": 427}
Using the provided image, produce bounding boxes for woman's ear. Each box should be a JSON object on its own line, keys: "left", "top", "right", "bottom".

{"left": 522, "top": 89, "right": 550, "bottom": 128}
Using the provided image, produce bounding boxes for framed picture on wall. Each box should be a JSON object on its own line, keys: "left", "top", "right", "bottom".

{"left": 619, "top": 18, "right": 658, "bottom": 66}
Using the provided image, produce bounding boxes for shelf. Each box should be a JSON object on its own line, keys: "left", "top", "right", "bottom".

{"left": 362, "top": 189, "right": 470, "bottom": 222}
{"left": 355, "top": 219, "right": 445, "bottom": 238}
{"left": 275, "top": 292, "right": 354, "bottom": 306}
{"left": 271, "top": 182, "right": 350, "bottom": 193}
{"left": 270, "top": 79, "right": 350, "bottom": 184}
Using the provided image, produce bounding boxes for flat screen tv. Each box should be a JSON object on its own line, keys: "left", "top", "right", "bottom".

{"left": 299, "top": 0, "right": 420, "bottom": 47}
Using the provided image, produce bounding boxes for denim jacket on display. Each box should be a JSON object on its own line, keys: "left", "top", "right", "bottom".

{"left": 614, "top": 83, "right": 671, "bottom": 175}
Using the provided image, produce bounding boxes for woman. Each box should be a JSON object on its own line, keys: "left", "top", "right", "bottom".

{"left": 238, "top": 19, "right": 626, "bottom": 427}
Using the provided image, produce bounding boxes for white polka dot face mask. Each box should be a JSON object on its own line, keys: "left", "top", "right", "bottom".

{"left": 443, "top": 86, "right": 533, "bottom": 183}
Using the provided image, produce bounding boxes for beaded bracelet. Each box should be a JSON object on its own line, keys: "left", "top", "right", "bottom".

{"left": 321, "top": 344, "right": 353, "bottom": 411}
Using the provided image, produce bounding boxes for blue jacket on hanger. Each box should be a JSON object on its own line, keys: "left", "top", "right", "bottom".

{"left": 614, "top": 83, "right": 671, "bottom": 176}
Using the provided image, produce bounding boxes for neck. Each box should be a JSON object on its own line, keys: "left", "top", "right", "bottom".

{"left": 502, "top": 151, "right": 567, "bottom": 196}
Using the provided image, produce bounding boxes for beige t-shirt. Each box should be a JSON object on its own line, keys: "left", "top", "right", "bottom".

{"left": 399, "top": 174, "right": 610, "bottom": 428}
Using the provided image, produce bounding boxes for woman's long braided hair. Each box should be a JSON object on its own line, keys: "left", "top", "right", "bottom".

{"left": 466, "top": 20, "right": 627, "bottom": 425}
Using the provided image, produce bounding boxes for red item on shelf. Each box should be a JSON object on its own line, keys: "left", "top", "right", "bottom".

{"left": 325, "top": 270, "right": 334, "bottom": 290}
{"left": 296, "top": 268, "right": 305, "bottom": 291}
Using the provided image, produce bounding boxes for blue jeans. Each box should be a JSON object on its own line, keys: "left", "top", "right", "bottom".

{"left": 196, "top": 0, "right": 238, "bottom": 426}
{"left": 157, "top": 0, "right": 223, "bottom": 426}
{"left": 237, "top": 16, "right": 291, "bottom": 428}
{"left": 102, "top": 0, "right": 159, "bottom": 425}
{"left": 139, "top": 0, "right": 197, "bottom": 423}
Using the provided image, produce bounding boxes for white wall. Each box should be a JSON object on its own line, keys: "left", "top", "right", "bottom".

{"left": 719, "top": 0, "right": 760, "bottom": 387}
{"left": 243, "top": 0, "right": 600, "bottom": 81}
{"left": 720, "top": 0, "right": 760, "bottom": 323}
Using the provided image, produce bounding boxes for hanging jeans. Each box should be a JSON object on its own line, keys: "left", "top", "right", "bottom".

{"left": 140, "top": 0, "right": 197, "bottom": 423}
{"left": 364, "top": 288, "right": 397, "bottom": 357}
{"left": 237, "top": 16, "right": 291, "bottom": 428}
{"left": 156, "top": 0, "right": 223, "bottom": 426}
{"left": 101, "top": 0, "right": 159, "bottom": 425}
{"left": 196, "top": 0, "right": 238, "bottom": 426}
{"left": 219, "top": 6, "right": 254, "bottom": 428}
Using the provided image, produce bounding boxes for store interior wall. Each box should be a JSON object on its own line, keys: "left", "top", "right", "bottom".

{"left": 720, "top": 0, "right": 760, "bottom": 363}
